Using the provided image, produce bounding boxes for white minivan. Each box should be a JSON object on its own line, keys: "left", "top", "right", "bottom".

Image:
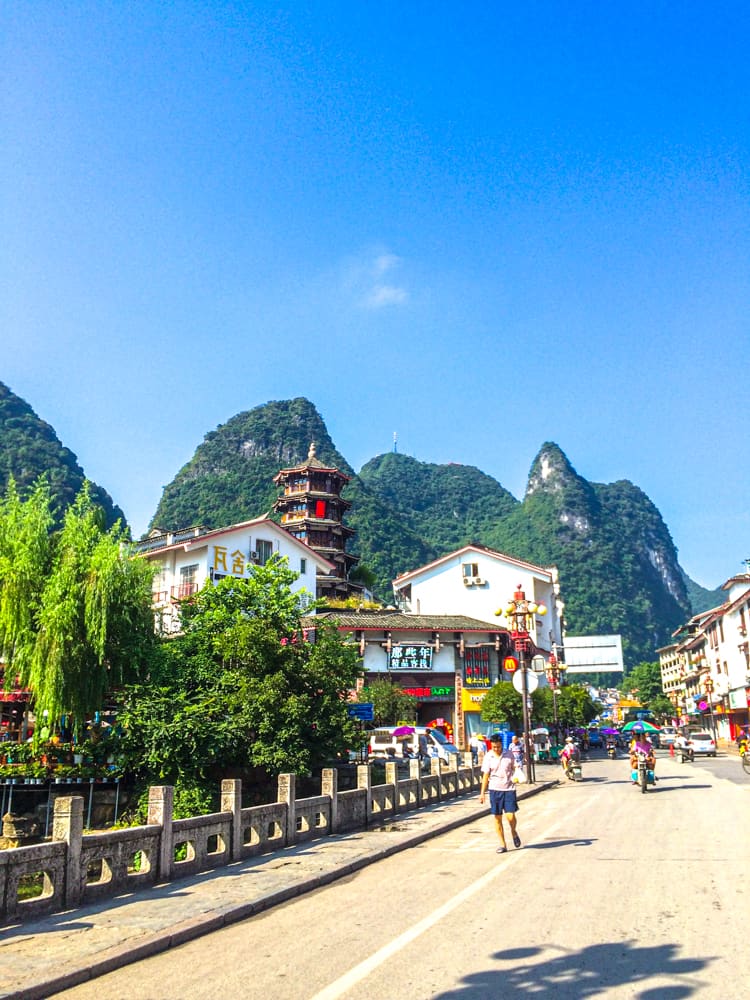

{"left": 368, "top": 726, "right": 460, "bottom": 764}
{"left": 659, "top": 726, "right": 679, "bottom": 747}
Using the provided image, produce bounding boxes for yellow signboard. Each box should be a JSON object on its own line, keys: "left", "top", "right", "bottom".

{"left": 461, "top": 688, "right": 489, "bottom": 711}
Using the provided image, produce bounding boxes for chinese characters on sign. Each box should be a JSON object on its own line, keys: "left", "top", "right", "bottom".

{"left": 389, "top": 645, "right": 433, "bottom": 671}
{"left": 401, "top": 686, "right": 453, "bottom": 699}
{"left": 213, "top": 546, "right": 247, "bottom": 575}
{"left": 464, "top": 647, "right": 490, "bottom": 687}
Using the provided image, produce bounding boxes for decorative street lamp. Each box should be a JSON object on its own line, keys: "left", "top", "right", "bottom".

{"left": 497, "top": 585, "right": 547, "bottom": 785}
{"left": 703, "top": 675, "right": 717, "bottom": 742}
{"left": 546, "top": 649, "right": 567, "bottom": 742}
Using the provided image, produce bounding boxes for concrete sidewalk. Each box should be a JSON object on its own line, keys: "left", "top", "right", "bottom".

{"left": 0, "top": 782, "right": 556, "bottom": 1000}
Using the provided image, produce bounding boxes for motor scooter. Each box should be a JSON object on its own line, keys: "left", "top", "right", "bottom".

{"left": 606, "top": 740, "right": 617, "bottom": 760}
{"left": 563, "top": 754, "right": 583, "bottom": 781}
{"left": 677, "top": 740, "right": 694, "bottom": 763}
{"left": 632, "top": 750, "right": 655, "bottom": 793}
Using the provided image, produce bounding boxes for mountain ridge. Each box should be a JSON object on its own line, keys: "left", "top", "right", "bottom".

{"left": 1, "top": 386, "right": 726, "bottom": 665}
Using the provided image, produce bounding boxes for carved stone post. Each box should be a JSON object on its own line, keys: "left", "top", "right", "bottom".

{"left": 53, "top": 795, "right": 84, "bottom": 909}
{"left": 277, "top": 773, "right": 296, "bottom": 846}
{"left": 384, "top": 761, "right": 399, "bottom": 813}
{"left": 357, "top": 764, "right": 373, "bottom": 825}
{"left": 321, "top": 768, "right": 338, "bottom": 833}
{"left": 221, "top": 778, "right": 242, "bottom": 861}
{"left": 147, "top": 785, "right": 174, "bottom": 883}
{"left": 409, "top": 757, "right": 422, "bottom": 807}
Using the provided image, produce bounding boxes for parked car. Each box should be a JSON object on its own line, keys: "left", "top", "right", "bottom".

{"left": 687, "top": 731, "right": 716, "bottom": 757}
{"left": 659, "top": 725, "right": 679, "bottom": 747}
{"left": 368, "top": 726, "right": 460, "bottom": 764}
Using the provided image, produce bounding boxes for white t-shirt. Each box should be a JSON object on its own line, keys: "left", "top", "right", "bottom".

{"left": 481, "top": 748, "right": 514, "bottom": 791}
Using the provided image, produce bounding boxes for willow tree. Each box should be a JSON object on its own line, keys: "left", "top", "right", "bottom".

{"left": 0, "top": 477, "right": 157, "bottom": 731}
{"left": 0, "top": 478, "right": 53, "bottom": 675}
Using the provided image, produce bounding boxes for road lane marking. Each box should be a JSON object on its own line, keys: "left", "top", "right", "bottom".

{"left": 309, "top": 792, "right": 599, "bottom": 1000}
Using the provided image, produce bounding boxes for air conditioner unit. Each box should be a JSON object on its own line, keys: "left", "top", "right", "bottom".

{"left": 462, "top": 576, "right": 473, "bottom": 586}
{"left": 249, "top": 551, "right": 259, "bottom": 562}
{"left": 473, "top": 577, "right": 485, "bottom": 586}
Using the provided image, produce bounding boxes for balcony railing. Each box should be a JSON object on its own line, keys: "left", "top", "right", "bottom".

{"left": 171, "top": 583, "right": 199, "bottom": 600}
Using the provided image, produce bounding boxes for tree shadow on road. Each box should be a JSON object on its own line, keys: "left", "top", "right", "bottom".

{"left": 433, "top": 940, "right": 711, "bottom": 999}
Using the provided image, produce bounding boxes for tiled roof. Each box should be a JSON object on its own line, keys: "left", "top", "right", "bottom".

{"left": 393, "top": 544, "right": 555, "bottom": 586}
{"left": 309, "top": 611, "right": 506, "bottom": 632}
{"left": 273, "top": 442, "right": 351, "bottom": 481}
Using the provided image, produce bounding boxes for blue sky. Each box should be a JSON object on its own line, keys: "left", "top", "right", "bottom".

{"left": 2, "top": 2, "right": 748, "bottom": 588}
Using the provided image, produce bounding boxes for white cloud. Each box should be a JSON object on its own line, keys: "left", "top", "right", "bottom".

{"left": 339, "top": 248, "right": 409, "bottom": 309}
{"left": 364, "top": 284, "right": 408, "bottom": 308}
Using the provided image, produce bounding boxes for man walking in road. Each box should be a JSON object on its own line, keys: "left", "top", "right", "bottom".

{"left": 479, "top": 733, "right": 522, "bottom": 853}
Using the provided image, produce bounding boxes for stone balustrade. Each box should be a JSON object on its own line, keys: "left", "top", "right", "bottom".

{"left": 0, "top": 753, "right": 480, "bottom": 926}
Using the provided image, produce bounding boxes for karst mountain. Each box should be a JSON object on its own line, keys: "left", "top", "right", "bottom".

{"left": 1, "top": 386, "right": 723, "bottom": 667}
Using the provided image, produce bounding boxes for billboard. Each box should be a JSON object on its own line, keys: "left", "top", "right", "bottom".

{"left": 563, "top": 635, "right": 624, "bottom": 673}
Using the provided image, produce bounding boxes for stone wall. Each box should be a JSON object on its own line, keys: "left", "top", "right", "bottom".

{"left": 0, "top": 754, "right": 480, "bottom": 926}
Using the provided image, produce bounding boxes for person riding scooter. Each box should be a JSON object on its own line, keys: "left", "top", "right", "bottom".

{"left": 606, "top": 737, "right": 617, "bottom": 759}
{"left": 560, "top": 736, "right": 581, "bottom": 777}
{"left": 630, "top": 735, "right": 656, "bottom": 782}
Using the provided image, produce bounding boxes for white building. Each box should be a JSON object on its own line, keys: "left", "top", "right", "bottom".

{"left": 135, "top": 517, "right": 334, "bottom": 634}
{"left": 658, "top": 572, "right": 750, "bottom": 738}
{"left": 392, "top": 543, "right": 564, "bottom": 656}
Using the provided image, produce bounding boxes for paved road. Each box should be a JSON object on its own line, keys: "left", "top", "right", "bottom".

{"left": 55, "top": 752, "right": 750, "bottom": 1000}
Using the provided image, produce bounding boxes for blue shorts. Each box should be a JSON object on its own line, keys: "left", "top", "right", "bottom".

{"left": 489, "top": 789, "right": 518, "bottom": 815}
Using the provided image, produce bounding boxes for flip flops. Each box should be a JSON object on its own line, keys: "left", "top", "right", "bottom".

{"left": 512, "top": 833, "right": 522, "bottom": 848}
{"left": 496, "top": 846, "right": 508, "bottom": 853}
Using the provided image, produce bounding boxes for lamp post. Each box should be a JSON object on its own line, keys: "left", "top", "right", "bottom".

{"left": 546, "top": 651, "right": 567, "bottom": 744}
{"left": 704, "top": 676, "right": 717, "bottom": 743}
{"left": 497, "top": 585, "right": 547, "bottom": 786}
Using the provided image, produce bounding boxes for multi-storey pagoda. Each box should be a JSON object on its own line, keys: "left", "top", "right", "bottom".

{"left": 273, "top": 443, "right": 360, "bottom": 600}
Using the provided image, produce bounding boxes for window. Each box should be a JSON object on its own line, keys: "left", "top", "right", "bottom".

{"left": 255, "top": 539, "right": 273, "bottom": 566}
{"left": 300, "top": 558, "right": 307, "bottom": 574}
{"left": 315, "top": 500, "right": 326, "bottom": 518}
{"left": 177, "top": 564, "right": 199, "bottom": 599}
{"left": 462, "top": 563, "right": 479, "bottom": 578}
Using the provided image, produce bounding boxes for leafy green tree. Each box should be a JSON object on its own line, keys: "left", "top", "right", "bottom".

{"left": 357, "top": 678, "right": 416, "bottom": 727}
{"left": 0, "top": 477, "right": 156, "bottom": 730}
{"left": 619, "top": 661, "right": 664, "bottom": 705}
{"left": 480, "top": 682, "right": 524, "bottom": 731}
{"left": 480, "top": 681, "right": 558, "bottom": 732}
{"left": 555, "top": 685, "right": 602, "bottom": 729}
{"left": 119, "top": 558, "right": 363, "bottom": 787}
{"left": 648, "top": 694, "right": 676, "bottom": 722}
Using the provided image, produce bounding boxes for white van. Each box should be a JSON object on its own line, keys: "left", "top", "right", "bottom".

{"left": 368, "top": 726, "right": 460, "bottom": 764}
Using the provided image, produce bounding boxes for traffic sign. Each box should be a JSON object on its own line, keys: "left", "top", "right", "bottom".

{"left": 347, "top": 703, "right": 374, "bottom": 721}
{"left": 512, "top": 669, "right": 539, "bottom": 694}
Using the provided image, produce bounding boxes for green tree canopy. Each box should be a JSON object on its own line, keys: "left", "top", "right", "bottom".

{"left": 480, "top": 680, "right": 600, "bottom": 733}
{"left": 619, "top": 661, "right": 665, "bottom": 706}
{"left": 356, "top": 678, "right": 416, "bottom": 727}
{"left": 0, "top": 477, "right": 157, "bottom": 731}
{"left": 119, "top": 558, "right": 363, "bottom": 787}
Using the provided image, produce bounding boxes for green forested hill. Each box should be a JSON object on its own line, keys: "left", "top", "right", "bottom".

{"left": 350, "top": 443, "right": 692, "bottom": 664}
{"left": 145, "top": 402, "right": 701, "bottom": 665}
{"left": 149, "top": 397, "right": 353, "bottom": 531}
{"left": 0, "top": 381, "right": 125, "bottom": 528}
{"left": 2, "top": 385, "right": 711, "bottom": 667}
{"left": 484, "top": 444, "right": 691, "bottom": 663}
{"left": 355, "top": 453, "right": 518, "bottom": 551}
{"left": 680, "top": 570, "right": 724, "bottom": 615}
